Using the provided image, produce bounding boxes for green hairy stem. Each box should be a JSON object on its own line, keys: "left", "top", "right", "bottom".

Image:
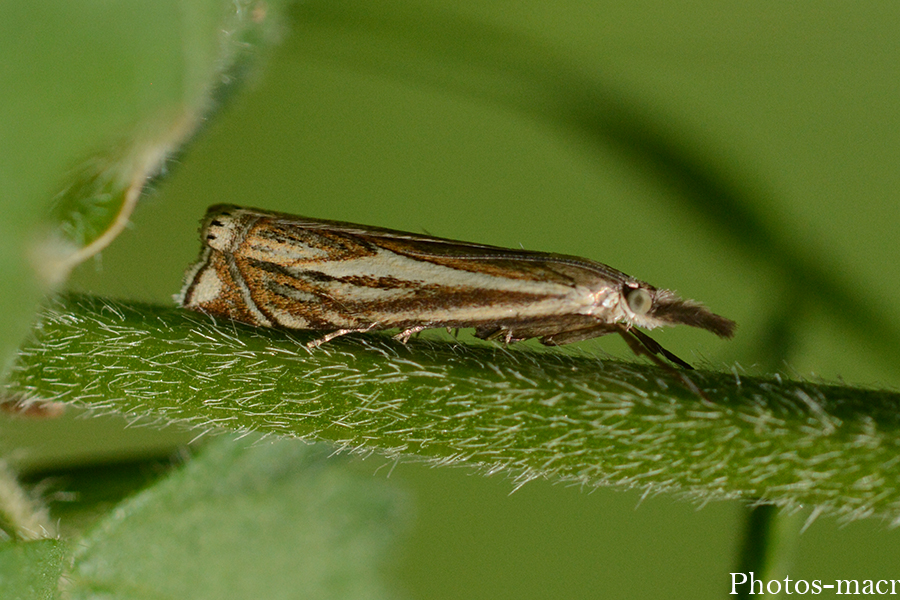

{"left": 7, "top": 294, "right": 900, "bottom": 523}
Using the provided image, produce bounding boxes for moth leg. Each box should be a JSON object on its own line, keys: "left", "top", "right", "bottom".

{"left": 476, "top": 326, "right": 502, "bottom": 341}
{"left": 484, "top": 328, "right": 519, "bottom": 344}
{"left": 539, "top": 323, "right": 694, "bottom": 370}
{"left": 475, "top": 325, "right": 502, "bottom": 340}
{"left": 618, "top": 327, "right": 706, "bottom": 399}
{"left": 394, "top": 325, "right": 429, "bottom": 344}
{"left": 306, "top": 324, "right": 378, "bottom": 349}
{"left": 621, "top": 328, "right": 693, "bottom": 370}
{"left": 540, "top": 324, "right": 619, "bottom": 346}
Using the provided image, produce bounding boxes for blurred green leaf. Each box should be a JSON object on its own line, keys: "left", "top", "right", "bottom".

{"left": 2, "top": 437, "right": 405, "bottom": 600}
{"left": 0, "top": 0, "right": 286, "bottom": 374}
{"left": 65, "top": 437, "right": 405, "bottom": 600}
{"left": 0, "top": 538, "right": 67, "bottom": 600}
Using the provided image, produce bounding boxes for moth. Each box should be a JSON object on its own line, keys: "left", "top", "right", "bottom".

{"left": 177, "top": 204, "right": 736, "bottom": 369}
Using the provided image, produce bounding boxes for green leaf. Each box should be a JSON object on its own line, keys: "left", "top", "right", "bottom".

{"left": 65, "top": 437, "right": 405, "bottom": 600}
{"left": 1, "top": 439, "right": 406, "bottom": 600}
{"left": 8, "top": 294, "right": 900, "bottom": 524}
{"left": 0, "top": 539, "right": 67, "bottom": 600}
{"left": 0, "top": 0, "right": 287, "bottom": 374}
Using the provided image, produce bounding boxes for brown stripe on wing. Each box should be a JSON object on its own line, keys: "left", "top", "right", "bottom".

{"left": 239, "top": 205, "right": 636, "bottom": 288}
{"left": 182, "top": 250, "right": 271, "bottom": 326}
{"left": 243, "top": 219, "right": 380, "bottom": 263}
{"left": 240, "top": 256, "right": 565, "bottom": 330}
{"left": 369, "top": 235, "right": 635, "bottom": 287}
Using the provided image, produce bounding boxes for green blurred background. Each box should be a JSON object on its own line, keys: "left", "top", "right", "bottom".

{"left": 4, "top": 1, "right": 900, "bottom": 597}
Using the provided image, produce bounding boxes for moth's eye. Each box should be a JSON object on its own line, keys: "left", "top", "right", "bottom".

{"left": 625, "top": 288, "right": 653, "bottom": 316}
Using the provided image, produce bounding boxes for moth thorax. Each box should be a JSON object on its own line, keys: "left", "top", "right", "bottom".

{"left": 203, "top": 212, "right": 242, "bottom": 252}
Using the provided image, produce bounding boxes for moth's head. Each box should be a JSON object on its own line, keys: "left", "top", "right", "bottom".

{"left": 201, "top": 204, "right": 245, "bottom": 252}
{"left": 619, "top": 282, "right": 736, "bottom": 338}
